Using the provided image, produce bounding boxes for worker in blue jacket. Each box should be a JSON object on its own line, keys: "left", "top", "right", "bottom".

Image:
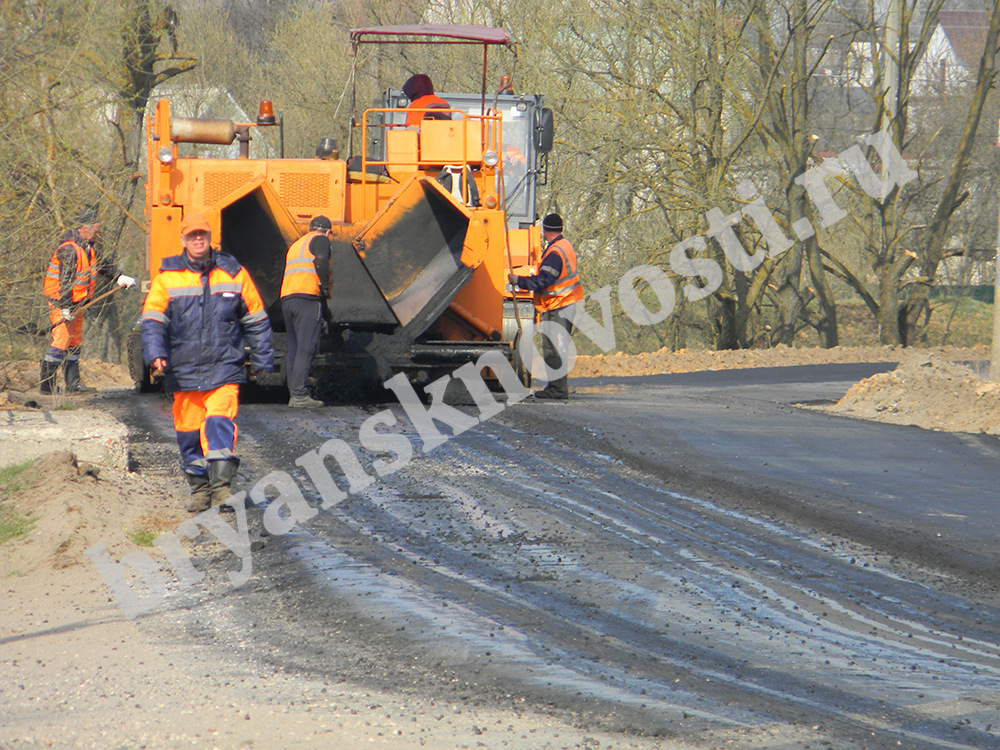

{"left": 141, "top": 213, "right": 274, "bottom": 512}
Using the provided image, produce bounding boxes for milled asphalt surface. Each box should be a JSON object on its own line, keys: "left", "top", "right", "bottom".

{"left": 114, "top": 363, "right": 1000, "bottom": 749}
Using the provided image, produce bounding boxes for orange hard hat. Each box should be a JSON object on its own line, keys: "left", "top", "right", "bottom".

{"left": 180, "top": 213, "right": 211, "bottom": 236}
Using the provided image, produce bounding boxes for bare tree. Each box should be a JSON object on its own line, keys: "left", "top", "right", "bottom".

{"left": 85, "top": 0, "right": 196, "bottom": 362}
{"left": 817, "top": 0, "right": 1000, "bottom": 345}
{"left": 0, "top": 1, "right": 195, "bottom": 366}
{"left": 901, "top": 3, "right": 1000, "bottom": 343}
{"left": 750, "top": 0, "right": 841, "bottom": 347}
{"left": 0, "top": 2, "right": 110, "bottom": 363}
{"left": 517, "top": 0, "right": 792, "bottom": 352}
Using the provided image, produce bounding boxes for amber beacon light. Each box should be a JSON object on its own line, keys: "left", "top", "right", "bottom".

{"left": 257, "top": 100, "right": 276, "bottom": 125}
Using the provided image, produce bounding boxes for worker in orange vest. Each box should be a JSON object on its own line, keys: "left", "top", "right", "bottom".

{"left": 402, "top": 74, "right": 451, "bottom": 127}
{"left": 280, "top": 216, "right": 332, "bottom": 408}
{"left": 509, "top": 213, "right": 584, "bottom": 401}
{"left": 40, "top": 206, "right": 136, "bottom": 394}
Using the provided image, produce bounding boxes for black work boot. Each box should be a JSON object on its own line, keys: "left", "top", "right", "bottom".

{"left": 185, "top": 472, "right": 212, "bottom": 513}
{"left": 39, "top": 360, "right": 59, "bottom": 395}
{"left": 64, "top": 360, "right": 96, "bottom": 393}
{"left": 208, "top": 458, "right": 240, "bottom": 508}
{"left": 532, "top": 374, "right": 569, "bottom": 400}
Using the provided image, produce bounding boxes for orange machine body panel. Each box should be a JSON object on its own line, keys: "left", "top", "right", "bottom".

{"left": 140, "top": 93, "right": 542, "bottom": 386}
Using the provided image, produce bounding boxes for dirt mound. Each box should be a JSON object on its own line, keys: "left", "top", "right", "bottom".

{"left": 0, "top": 358, "right": 132, "bottom": 393}
{"left": 0, "top": 450, "right": 184, "bottom": 577}
{"left": 826, "top": 353, "right": 1000, "bottom": 434}
{"left": 573, "top": 344, "right": 989, "bottom": 378}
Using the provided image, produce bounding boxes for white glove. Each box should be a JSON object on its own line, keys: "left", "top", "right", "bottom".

{"left": 116, "top": 274, "right": 136, "bottom": 289}
{"left": 60, "top": 308, "right": 75, "bottom": 322}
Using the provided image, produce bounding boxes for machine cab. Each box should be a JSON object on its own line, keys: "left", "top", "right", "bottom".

{"left": 368, "top": 89, "right": 553, "bottom": 229}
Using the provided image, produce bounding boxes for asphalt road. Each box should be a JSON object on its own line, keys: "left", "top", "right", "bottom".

{"left": 568, "top": 364, "right": 1000, "bottom": 576}
{"left": 126, "top": 363, "right": 1000, "bottom": 749}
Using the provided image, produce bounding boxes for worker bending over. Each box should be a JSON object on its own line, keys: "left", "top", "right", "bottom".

{"left": 280, "top": 215, "right": 332, "bottom": 408}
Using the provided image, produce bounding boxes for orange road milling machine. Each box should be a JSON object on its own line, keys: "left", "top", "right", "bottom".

{"left": 129, "top": 24, "right": 554, "bottom": 397}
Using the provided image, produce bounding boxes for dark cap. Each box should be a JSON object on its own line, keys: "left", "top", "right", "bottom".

{"left": 76, "top": 206, "right": 99, "bottom": 226}
{"left": 402, "top": 73, "right": 434, "bottom": 100}
{"left": 541, "top": 213, "right": 563, "bottom": 233}
{"left": 309, "top": 215, "right": 332, "bottom": 232}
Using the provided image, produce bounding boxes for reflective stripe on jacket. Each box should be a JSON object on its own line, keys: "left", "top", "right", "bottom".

{"left": 43, "top": 240, "right": 96, "bottom": 305}
{"left": 280, "top": 231, "right": 323, "bottom": 298}
{"left": 534, "top": 238, "right": 584, "bottom": 313}
{"left": 140, "top": 251, "right": 273, "bottom": 392}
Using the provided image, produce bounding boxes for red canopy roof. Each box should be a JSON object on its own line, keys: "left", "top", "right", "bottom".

{"left": 350, "top": 24, "right": 514, "bottom": 50}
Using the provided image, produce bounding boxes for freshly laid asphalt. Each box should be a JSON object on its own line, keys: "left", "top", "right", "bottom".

{"left": 562, "top": 363, "right": 1000, "bottom": 579}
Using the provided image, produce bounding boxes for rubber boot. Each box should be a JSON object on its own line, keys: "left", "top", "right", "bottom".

{"left": 185, "top": 472, "right": 212, "bottom": 513}
{"left": 208, "top": 458, "right": 240, "bottom": 508}
{"left": 39, "top": 360, "right": 59, "bottom": 395}
{"left": 64, "top": 360, "right": 96, "bottom": 393}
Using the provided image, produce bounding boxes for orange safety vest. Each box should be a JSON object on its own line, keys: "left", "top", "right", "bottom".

{"left": 43, "top": 240, "right": 96, "bottom": 304}
{"left": 279, "top": 231, "right": 323, "bottom": 298}
{"left": 534, "top": 237, "right": 584, "bottom": 313}
{"left": 405, "top": 94, "right": 451, "bottom": 126}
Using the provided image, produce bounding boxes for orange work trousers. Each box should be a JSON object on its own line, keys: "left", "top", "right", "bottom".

{"left": 172, "top": 383, "right": 240, "bottom": 475}
{"left": 46, "top": 304, "right": 83, "bottom": 361}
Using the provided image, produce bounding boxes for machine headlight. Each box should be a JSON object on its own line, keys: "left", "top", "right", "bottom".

{"left": 157, "top": 146, "right": 174, "bottom": 165}
{"left": 483, "top": 149, "right": 499, "bottom": 167}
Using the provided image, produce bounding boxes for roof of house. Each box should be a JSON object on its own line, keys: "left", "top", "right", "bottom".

{"left": 937, "top": 10, "right": 989, "bottom": 72}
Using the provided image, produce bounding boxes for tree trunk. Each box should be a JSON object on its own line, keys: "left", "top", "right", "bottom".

{"left": 769, "top": 244, "right": 805, "bottom": 346}
{"left": 877, "top": 280, "right": 902, "bottom": 345}
{"left": 711, "top": 296, "right": 740, "bottom": 350}
{"left": 807, "top": 237, "right": 839, "bottom": 347}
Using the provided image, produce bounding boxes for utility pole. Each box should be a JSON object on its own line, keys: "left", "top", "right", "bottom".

{"left": 884, "top": 0, "right": 900, "bottom": 127}
{"left": 992, "top": 118, "right": 1000, "bottom": 380}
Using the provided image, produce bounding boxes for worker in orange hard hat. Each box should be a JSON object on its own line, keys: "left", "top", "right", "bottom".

{"left": 40, "top": 205, "right": 136, "bottom": 395}
{"left": 508, "top": 213, "right": 584, "bottom": 401}
{"left": 402, "top": 74, "right": 452, "bottom": 127}
{"left": 141, "top": 213, "right": 274, "bottom": 512}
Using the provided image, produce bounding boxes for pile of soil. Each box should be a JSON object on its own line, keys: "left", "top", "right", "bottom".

{"left": 0, "top": 358, "right": 132, "bottom": 395}
{"left": 826, "top": 353, "right": 1000, "bottom": 434}
{"left": 0, "top": 450, "right": 183, "bottom": 576}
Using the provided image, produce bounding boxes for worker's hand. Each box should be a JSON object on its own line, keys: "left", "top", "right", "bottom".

{"left": 60, "top": 308, "right": 75, "bottom": 322}
{"left": 150, "top": 357, "right": 167, "bottom": 375}
{"left": 507, "top": 273, "right": 519, "bottom": 286}
{"left": 116, "top": 274, "right": 136, "bottom": 289}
